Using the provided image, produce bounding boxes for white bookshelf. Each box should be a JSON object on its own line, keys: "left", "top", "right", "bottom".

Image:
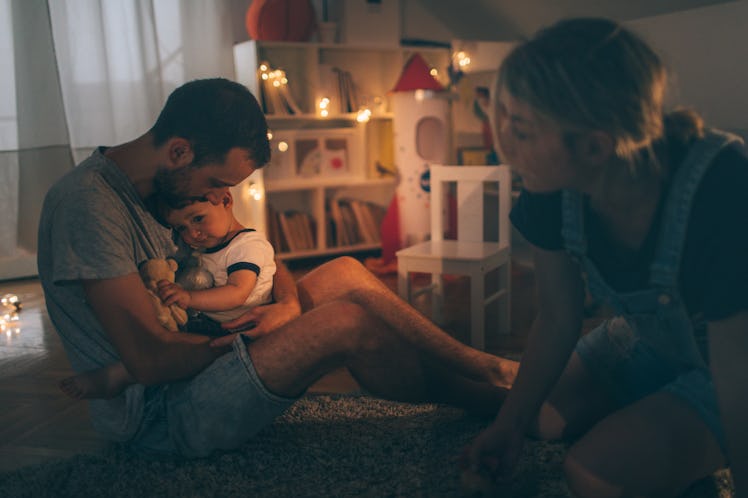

{"left": 233, "top": 40, "right": 450, "bottom": 260}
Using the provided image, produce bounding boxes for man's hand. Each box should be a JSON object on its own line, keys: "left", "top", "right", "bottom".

{"left": 210, "top": 298, "right": 301, "bottom": 347}
{"left": 157, "top": 280, "right": 191, "bottom": 308}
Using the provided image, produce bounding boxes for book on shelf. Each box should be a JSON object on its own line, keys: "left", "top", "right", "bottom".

{"left": 328, "top": 198, "right": 349, "bottom": 246}
{"left": 277, "top": 211, "right": 298, "bottom": 252}
{"left": 295, "top": 211, "right": 316, "bottom": 250}
{"left": 332, "top": 67, "right": 358, "bottom": 113}
{"left": 266, "top": 205, "right": 287, "bottom": 253}
{"left": 258, "top": 66, "right": 301, "bottom": 116}
{"left": 276, "top": 210, "right": 316, "bottom": 253}
{"left": 348, "top": 200, "right": 377, "bottom": 244}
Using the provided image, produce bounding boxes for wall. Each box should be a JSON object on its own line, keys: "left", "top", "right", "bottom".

{"left": 627, "top": 1, "right": 748, "bottom": 137}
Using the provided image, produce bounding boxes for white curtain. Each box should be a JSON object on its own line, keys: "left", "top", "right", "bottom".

{"left": 0, "top": 0, "right": 239, "bottom": 280}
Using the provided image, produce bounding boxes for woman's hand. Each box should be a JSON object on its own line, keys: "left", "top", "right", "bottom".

{"left": 210, "top": 297, "right": 302, "bottom": 347}
{"left": 463, "top": 417, "right": 525, "bottom": 485}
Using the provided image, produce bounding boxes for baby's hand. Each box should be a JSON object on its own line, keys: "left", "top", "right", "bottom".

{"left": 157, "top": 280, "right": 191, "bottom": 308}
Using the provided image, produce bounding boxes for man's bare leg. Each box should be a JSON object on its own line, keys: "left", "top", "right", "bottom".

{"left": 59, "top": 362, "right": 134, "bottom": 399}
{"left": 248, "top": 299, "right": 507, "bottom": 414}
{"left": 296, "top": 257, "right": 518, "bottom": 389}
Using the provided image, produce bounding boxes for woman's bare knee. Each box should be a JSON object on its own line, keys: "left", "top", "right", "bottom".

{"left": 531, "top": 402, "right": 568, "bottom": 440}
{"left": 564, "top": 450, "right": 623, "bottom": 498}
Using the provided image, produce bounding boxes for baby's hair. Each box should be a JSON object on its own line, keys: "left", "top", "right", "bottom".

{"left": 149, "top": 195, "right": 204, "bottom": 228}
{"left": 496, "top": 17, "right": 703, "bottom": 176}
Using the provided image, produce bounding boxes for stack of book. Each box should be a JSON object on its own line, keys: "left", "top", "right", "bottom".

{"left": 327, "top": 198, "right": 386, "bottom": 247}
{"left": 332, "top": 67, "right": 358, "bottom": 113}
{"left": 257, "top": 62, "right": 303, "bottom": 116}
{"left": 266, "top": 206, "right": 316, "bottom": 253}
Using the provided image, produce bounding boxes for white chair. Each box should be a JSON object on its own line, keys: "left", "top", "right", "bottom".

{"left": 396, "top": 165, "right": 512, "bottom": 350}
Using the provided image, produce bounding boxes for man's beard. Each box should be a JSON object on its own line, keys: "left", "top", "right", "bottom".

{"left": 152, "top": 166, "right": 204, "bottom": 209}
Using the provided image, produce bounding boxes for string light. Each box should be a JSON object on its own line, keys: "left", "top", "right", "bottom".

{"left": 318, "top": 97, "right": 331, "bottom": 117}
{"left": 1, "top": 293, "right": 21, "bottom": 311}
{"left": 247, "top": 182, "right": 263, "bottom": 201}
{"left": 356, "top": 106, "right": 372, "bottom": 123}
{"left": 454, "top": 50, "right": 472, "bottom": 68}
{"left": 1, "top": 294, "right": 22, "bottom": 341}
{"left": 258, "top": 62, "right": 290, "bottom": 89}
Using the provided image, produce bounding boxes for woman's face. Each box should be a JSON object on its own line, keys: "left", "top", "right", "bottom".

{"left": 492, "top": 89, "right": 580, "bottom": 193}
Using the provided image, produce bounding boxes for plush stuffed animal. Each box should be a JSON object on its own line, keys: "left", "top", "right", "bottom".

{"left": 138, "top": 258, "right": 188, "bottom": 332}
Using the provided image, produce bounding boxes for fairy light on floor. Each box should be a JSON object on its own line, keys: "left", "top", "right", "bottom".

{"left": 1, "top": 293, "right": 22, "bottom": 341}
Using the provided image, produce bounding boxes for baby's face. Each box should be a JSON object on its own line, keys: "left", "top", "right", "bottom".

{"left": 166, "top": 201, "right": 232, "bottom": 249}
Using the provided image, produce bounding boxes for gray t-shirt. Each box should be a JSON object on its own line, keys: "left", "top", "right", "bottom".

{"left": 37, "top": 148, "right": 176, "bottom": 441}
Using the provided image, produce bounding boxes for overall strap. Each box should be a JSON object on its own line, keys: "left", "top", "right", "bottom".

{"left": 649, "top": 129, "right": 743, "bottom": 287}
{"left": 561, "top": 189, "right": 587, "bottom": 258}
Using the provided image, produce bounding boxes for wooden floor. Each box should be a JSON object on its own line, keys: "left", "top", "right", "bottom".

{"left": 0, "top": 256, "right": 536, "bottom": 473}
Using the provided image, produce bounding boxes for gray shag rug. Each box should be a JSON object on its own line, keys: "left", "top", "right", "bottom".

{"left": 0, "top": 394, "right": 733, "bottom": 497}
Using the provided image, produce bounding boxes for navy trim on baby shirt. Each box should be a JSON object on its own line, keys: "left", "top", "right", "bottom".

{"left": 203, "top": 228, "right": 256, "bottom": 254}
{"left": 227, "top": 262, "right": 260, "bottom": 275}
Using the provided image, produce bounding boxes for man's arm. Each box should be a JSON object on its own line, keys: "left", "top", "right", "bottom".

{"left": 709, "top": 310, "right": 748, "bottom": 497}
{"left": 216, "top": 259, "right": 301, "bottom": 342}
{"left": 84, "top": 273, "right": 231, "bottom": 385}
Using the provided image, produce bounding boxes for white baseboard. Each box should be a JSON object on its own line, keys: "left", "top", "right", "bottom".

{"left": 0, "top": 251, "right": 38, "bottom": 281}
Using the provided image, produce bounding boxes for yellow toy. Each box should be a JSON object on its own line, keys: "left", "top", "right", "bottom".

{"left": 138, "top": 258, "right": 188, "bottom": 331}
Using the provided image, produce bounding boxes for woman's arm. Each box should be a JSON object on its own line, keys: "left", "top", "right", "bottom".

{"left": 709, "top": 310, "right": 748, "bottom": 496}
{"left": 497, "top": 245, "right": 586, "bottom": 430}
{"left": 468, "top": 245, "right": 586, "bottom": 476}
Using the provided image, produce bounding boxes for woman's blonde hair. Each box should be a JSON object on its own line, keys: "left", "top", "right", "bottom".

{"left": 496, "top": 18, "right": 702, "bottom": 175}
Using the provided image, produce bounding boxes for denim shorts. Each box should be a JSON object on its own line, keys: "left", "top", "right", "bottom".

{"left": 128, "top": 334, "right": 297, "bottom": 458}
{"left": 575, "top": 320, "right": 726, "bottom": 452}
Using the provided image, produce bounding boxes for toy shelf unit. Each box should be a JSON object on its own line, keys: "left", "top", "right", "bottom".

{"left": 233, "top": 40, "right": 449, "bottom": 260}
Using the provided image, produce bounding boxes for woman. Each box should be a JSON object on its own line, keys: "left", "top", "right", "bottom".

{"left": 467, "top": 18, "right": 747, "bottom": 497}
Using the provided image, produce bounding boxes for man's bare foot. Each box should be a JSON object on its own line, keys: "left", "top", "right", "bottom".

{"left": 58, "top": 364, "right": 131, "bottom": 399}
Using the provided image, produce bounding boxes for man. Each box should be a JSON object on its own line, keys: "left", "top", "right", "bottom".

{"left": 39, "top": 78, "right": 516, "bottom": 458}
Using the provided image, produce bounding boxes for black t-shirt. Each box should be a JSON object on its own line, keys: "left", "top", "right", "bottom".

{"left": 509, "top": 142, "right": 748, "bottom": 321}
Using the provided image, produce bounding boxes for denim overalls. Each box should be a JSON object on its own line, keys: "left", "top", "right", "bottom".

{"left": 562, "top": 129, "right": 742, "bottom": 451}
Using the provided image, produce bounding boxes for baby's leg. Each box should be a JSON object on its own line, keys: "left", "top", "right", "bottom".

{"left": 59, "top": 363, "right": 134, "bottom": 399}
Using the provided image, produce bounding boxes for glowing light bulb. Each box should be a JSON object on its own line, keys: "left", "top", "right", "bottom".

{"left": 278, "top": 141, "right": 288, "bottom": 152}
{"left": 267, "top": 130, "right": 273, "bottom": 140}
{"left": 430, "top": 68, "right": 438, "bottom": 77}
{"left": 248, "top": 183, "right": 263, "bottom": 201}
{"left": 356, "top": 107, "right": 372, "bottom": 123}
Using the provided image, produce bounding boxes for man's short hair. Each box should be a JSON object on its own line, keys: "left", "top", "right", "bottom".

{"left": 151, "top": 78, "right": 270, "bottom": 168}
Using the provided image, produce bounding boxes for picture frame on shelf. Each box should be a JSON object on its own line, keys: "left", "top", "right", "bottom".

{"left": 293, "top": 129, "right": 355, "bottom": 179}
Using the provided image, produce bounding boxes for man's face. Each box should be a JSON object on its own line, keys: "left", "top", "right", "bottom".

{"left": 154, "top": 147, "right": 257, "bottom": 206}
